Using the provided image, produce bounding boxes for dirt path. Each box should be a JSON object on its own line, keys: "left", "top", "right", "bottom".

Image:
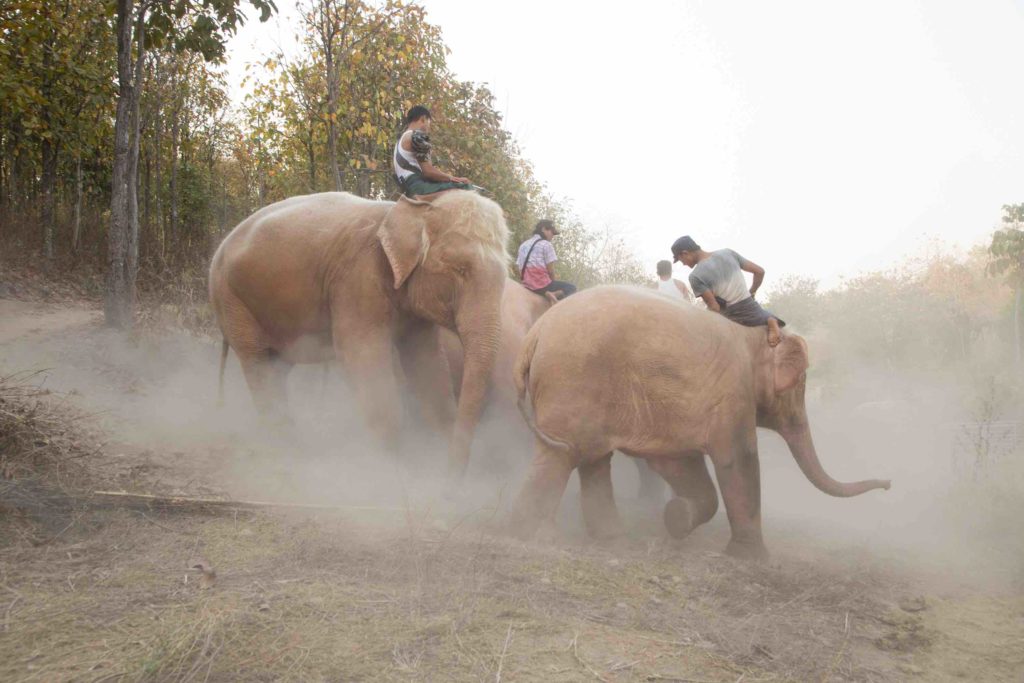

{"left": 1, "top": 297, "right": 1021, "bottom": 682}
{"left": 0, "top": 299, "right": 98, "bottom": 345}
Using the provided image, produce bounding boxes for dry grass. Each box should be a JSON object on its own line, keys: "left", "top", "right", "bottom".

{"left": 1, "top": 373, "right": 1022, "bottom": 682}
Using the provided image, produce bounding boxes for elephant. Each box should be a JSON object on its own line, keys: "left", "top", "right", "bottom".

{"left": 208, "top": 191, "right": 509, "bottom": 480}
{"left": 509, "top": 285, "right": 890, "bottom": 559}
{"left": 442, "top": 281, "right": 668, "bottom": 495}
{"left": 440, "top": 278, "right": 551, "bottom": 417}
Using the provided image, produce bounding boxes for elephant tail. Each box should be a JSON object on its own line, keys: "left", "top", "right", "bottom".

{"left": 217, "top": 338, "right": 230, "bottom": 408}
{"left": 514, "top": 327, "right": 571, "bottom": 452}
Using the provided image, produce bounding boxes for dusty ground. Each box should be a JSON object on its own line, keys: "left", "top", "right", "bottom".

{"left": 1, "top": 293, "right": 1022, "bottom": 682}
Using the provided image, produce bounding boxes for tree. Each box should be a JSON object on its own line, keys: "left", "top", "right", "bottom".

{"left": 106, "top": 0, "right": 276, "bottom": 328}
{"left": 988, "top": 203, "right": 1024, "bottom": 364}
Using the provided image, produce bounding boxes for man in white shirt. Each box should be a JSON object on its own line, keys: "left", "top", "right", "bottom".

{"left": 655, "top": 260, "right": 694, "bottom": 303}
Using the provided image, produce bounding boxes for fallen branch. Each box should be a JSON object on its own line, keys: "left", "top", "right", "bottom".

{"left": 1, "top": 479, "right": 408, "bottom": 516}
{"left": 91, "top": 490, "right": 408, "bottom": 514}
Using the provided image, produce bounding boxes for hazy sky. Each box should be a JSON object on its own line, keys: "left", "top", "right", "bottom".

{"left": 228, "top": 1, "right": 1024, "bottom": 290}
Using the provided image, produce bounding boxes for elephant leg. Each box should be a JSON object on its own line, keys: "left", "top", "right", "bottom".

{"left": 507, "top": 439, "right": 575, "bottom": 539}
{"left": 397, "top": 321, "right": 457, "bottom": 439}
{"left": 236, "top": 350, "right": 293, "bottom": 426}
{"left": 708, "top": 425, "right": 767, "bottom": 560}
{"left": 634, "top": 458, "right": 667, "bottom": 500}
{"left": 579, "top": 453, "right": 625, "bottom": 539}
{"left": 647, "top": 453, "right": 719, "bottom": 539}
{"left": 334, "top": 327, "right": 402, "bottom": 453}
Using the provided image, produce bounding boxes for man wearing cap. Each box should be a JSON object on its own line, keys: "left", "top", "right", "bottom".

{"left": 516, "top": 220, "right": 577, "bottom": 304}
{"left": 671, "top": 236, "right": 784, "bottom": 347}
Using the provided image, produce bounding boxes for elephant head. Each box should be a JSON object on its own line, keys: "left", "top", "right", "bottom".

{"left": 378, "top": 192, "right": 509, "bottom": 479}
{"left": 755, "top": 334, "right": 891, "bottom": 497}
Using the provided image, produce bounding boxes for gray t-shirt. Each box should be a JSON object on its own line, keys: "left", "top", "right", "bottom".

{"left": 688, "top": 249, "right": 751, "bottom": 307}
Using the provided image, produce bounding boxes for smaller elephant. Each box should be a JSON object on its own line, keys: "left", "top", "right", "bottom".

{"left": 510, "top": 286, "right": 890, "bottom": 558}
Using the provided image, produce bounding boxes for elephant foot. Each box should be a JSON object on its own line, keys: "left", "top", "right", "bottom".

{"left": 534, "top": 519, "right": 561, "bottom": 545}
{"left": 724, "top": 538, "right": 769, "bottom": 562}
{"left": 664, "top": 497, "right": 697, "bottom": 539}
{"left": 502, "top": 508, "right": 542, "bottom": 541}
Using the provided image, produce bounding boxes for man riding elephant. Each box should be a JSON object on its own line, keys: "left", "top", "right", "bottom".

{"left": 671, "top": 236, "right": 784, "bottom": 347}
{"left": 393, "top": 105, "right": 475, "bottom": 199}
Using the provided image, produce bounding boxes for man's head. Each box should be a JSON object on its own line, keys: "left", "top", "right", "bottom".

{"left": 656, "top": 260, "right": 673, "bottom": 278}
{"left": 405, "top": 105, "right": 432, "bottom": 132}
{"left": 533, "top": 219, "right": 559, "bottom": 240}
{"left": 671, "top": 235, "right": 701, "bottom": 267}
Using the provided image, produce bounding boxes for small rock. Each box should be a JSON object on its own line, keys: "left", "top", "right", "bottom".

{"left": 899, "top": 596, "right": 928, "bottom": 613}
{"left": 238, "top": 528, "right": 255, "bottom": 538}
{"left": 539, "top": 577, "right": 552, "bottom": 585}
{"left": 671, "top": 575, "right": 682, "bottom": 583}
{"left": 607, "top": 558, "right": 621, "bottom": 567}
{"left": 258, "top": 602, "right": 270, "bottom": 612}
{"left": 650, "top": 596, "right": 662, "bottom": 605}
{"left": 615, "top": 602, "right": 628, "bottom": 610}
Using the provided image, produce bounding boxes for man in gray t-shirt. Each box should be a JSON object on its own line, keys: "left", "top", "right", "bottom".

{"left": 671, "top": 235, "right": 784, "bottom": 346}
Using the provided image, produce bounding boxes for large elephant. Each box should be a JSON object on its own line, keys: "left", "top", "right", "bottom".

{"left": 510, "top": 286, "right": 890, "bottom": 558}
{"left": 440, "top": 279, "right": 551, "bottom": 416}
{"left": 209, "top": 191, "right": 509, "bottom": 479}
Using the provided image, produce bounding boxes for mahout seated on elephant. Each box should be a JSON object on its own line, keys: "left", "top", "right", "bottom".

{"left": 671, "top": 235, "right": 784, "bottom": 347}
{"left": 509, "top": 286, "right": 890, "bottom": 559}
{"left": 516, "top": 220, "right": 577, "bottom": 304}
{"left": 209, "top": 190, "right": 509, "bottom": 482}
{"left": 393, "top": 105, "right": 475, "bottom": 200}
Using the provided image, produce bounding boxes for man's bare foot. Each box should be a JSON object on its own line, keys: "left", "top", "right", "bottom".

{"left": 766, "top": 318, "right": 781, "bottom": 347}
{"left": 545, "top": 291, "right": 559, "bottom": 305}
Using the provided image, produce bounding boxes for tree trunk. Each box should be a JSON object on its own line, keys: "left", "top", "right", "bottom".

{"left": 169, "top": 108, "right": 180, "bottom": 259}
{"left": 72, "top": 155, "right": 82, "bottom": 253}
{"left": 1015, "top": 284, "right": 1021, "bottom": 366}
{"left": 105, "top": 0, "right": 143, "bottom": 329}
{"left": 40, "top": 137, "right": 58, "bottom": 262}
{"left": 325, "top": 50, "right": 341, "bottom": 191}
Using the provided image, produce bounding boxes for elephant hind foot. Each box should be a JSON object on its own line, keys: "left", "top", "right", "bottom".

{"left": 664, "top": 497, "right": 698, "bottom": 539}
{"left": 724, "top": 538, "right": 769, "bottom": 562}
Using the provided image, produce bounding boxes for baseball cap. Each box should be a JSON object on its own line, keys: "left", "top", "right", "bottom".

{"left": 671, "top": 235, "right": 700, "bottom": 261}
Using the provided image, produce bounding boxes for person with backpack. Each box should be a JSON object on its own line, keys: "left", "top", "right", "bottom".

{"left": 516, "top": 220, "right": 577, "bottom": 303}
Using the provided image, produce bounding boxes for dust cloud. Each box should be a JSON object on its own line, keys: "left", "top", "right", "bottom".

{"left": 2, "top": 300, "right": 1022, "bottom": 594}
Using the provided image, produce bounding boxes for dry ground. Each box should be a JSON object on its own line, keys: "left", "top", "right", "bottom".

{"left": 1, "top": 291, "right": 1022, "bottom": 682}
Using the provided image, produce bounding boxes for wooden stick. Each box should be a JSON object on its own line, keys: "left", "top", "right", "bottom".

{"left": 90, "top": 490, "right": 408, "bottom": 513}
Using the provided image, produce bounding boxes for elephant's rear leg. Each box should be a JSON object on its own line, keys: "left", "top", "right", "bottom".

{"left": 647, "top": 453, "right": 719, "bottom": 539}
{"left": 507, "top": 440, "right": 575, "bottom": 539}
{"left": 218, "top": 294, "right": 293, "bottom": 425}
{"left": 634, "top": 458, "right": 667, "bottom": 501}
{"left": 579, "top": 453, "right": 625, "bottom": 540}
{"left": 237, "top": 351, "right": 294, "bottom": 428}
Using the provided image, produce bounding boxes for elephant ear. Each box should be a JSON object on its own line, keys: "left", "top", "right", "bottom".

{"left": 773, "top": 334, "right": 809, "bottom": 394}
{"left": 378, "top": 195, "right": 431, "bottom": 289}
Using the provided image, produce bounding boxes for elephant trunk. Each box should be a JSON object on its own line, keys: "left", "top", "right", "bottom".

{"left": 780, "top": 425, "right": 891, "bottom": 497}
{"left": 448, "top": 307, "right": 501, "bottom": 481}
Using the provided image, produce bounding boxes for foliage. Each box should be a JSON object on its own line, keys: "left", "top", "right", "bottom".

{"left": 0, "top": 0, "right": 646, "bottom": 309}
{"left": 766, "top": 244, "right": 1016, "bottom": 384}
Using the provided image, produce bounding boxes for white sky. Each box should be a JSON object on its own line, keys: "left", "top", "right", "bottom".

{"left": 227, "top": 0, "right": 1024, "bottom": 290}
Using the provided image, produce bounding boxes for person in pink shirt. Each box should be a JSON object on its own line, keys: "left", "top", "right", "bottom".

{"left": 516, "top": 220, "right": 577, "bottom": 303}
